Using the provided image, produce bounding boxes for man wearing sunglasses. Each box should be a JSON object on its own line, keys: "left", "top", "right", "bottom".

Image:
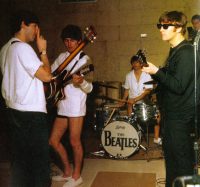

{"left": 142, "top": 11, "right": 200, "bottom": 187}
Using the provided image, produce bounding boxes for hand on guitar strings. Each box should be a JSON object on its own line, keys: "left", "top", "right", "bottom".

{"left": 142, "top": 62, "right": 159, "bottom": 75}
{"left": 72, "top": 73, "right": 84, "bottom": 85}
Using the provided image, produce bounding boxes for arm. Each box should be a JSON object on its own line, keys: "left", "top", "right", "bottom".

{"left": 72, "top": 73, "right": 93, "bottom": 93}
{"left": 122, "top": 89, "right": 129, "bottom": 101}
{"left": 128, "top": 89, "right": 151, "bottom": 105}
{"left": 34, "top": 27, "right": 52, "bottom": 82}
{"left": 72, "top": 57, "right": 93, "bottom": 94}
{"left": 142, "top": 46, "right": 194, "bottom": 95}
{"left": 154, "top": 46, "right": 194, "bottom": 94}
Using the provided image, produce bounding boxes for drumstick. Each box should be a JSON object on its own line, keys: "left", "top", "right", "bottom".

{"left": 108, "top": 97, "right": 132, "bottom": 104}
{"left": 104, "top": 108, "right": 116, "bottom": 127}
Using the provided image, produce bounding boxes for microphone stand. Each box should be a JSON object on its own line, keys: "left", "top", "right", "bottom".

{"left": 193, "top": 31, "right": 200, "bottom": 175}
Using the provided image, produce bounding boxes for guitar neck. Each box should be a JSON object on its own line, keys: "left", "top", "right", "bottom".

{"left": 53, "top": 41, "right": 88, "bottom": 76}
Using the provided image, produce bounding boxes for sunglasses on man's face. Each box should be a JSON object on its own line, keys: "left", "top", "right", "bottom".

{"left": 156, "top": 23, "right": 176, "bottom": 30}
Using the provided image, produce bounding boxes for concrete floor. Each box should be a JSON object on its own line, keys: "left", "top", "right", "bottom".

{"left": 51, "top": 158, "right": 166, "bottom": 187}
{"left": 0, "top": 158, "right": 165, "bottom": 187}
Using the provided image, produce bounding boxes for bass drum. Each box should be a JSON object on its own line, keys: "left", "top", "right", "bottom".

{"left": 101, "top": 120, "right": 141, "bottom": 158}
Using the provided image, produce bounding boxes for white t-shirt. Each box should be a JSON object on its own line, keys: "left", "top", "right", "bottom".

{"left": 124, "top": 70, "right": 153, "bottom": 99}
{"left": 0, "top": 38, "right": 47, "bottom": 113}
{"left": 51, "top": 51, "right": 91, "bottom": 117}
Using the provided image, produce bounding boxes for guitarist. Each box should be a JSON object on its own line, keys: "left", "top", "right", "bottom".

{"left": 142, "top": 11, "right": 200, "bottom": 187}
{"left": 49, "top": 24, "right": 93, "bottom": 187}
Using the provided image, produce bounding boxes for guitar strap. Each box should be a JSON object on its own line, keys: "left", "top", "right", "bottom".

{"left": 2, "top": 40, "right": 20, "bottom": 73}
{"left": 63, "top": 51, "right": 86, "bottom": 79}
{"left": 11, "top": 41, "right": 20, "bottom": 44}
{"left": 166, "top": 42, "right": 193, "bottom": 67}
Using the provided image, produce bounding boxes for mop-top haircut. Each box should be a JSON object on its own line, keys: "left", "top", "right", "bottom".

{"left": 10, "top": 10, "right": 39, "bottom": 35}
{"left": 159, "top": 11, "right": 187, "bottom": 34}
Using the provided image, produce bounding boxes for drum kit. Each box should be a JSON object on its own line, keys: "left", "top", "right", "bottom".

{"left": 91, "top": 80, "right": 159, "bottom": 159}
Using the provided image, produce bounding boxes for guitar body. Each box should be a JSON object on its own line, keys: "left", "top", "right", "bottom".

{"left": 44, "top": 70, "right": 67, "bottom": 100}
{"left": 45, "top": 64, "right": 94, "bottom": 108}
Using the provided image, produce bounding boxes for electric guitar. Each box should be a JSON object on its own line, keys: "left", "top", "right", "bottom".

{"left": 44, "top": 26, "right": 96, "bottom": 106}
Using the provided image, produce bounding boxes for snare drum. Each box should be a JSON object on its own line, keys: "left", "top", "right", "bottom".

{"left": 133, "top": 102, "right": 158, "bottom": 123}
{"left": 101, "top": 120, "right": 141, "bottom": 158}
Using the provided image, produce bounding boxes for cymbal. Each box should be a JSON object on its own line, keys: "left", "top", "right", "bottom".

{"left": 94, "top": 82, "right": 118, "bottom": 89}
{"left": 143, "top": 80, "right": 157, "bottom": 85}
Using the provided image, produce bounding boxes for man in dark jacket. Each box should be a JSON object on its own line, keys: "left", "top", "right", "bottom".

{"left": 142, "top": 11, "right": 200, "bottom": 187}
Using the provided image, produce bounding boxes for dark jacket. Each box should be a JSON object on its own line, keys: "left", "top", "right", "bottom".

{"left": 154, "top": 40, "right": 200, "bottom": 119}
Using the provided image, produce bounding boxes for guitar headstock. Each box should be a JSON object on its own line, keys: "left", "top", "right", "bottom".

{"left": 83, "top": 26, "right": 97, "bottom": 43}
{"left": 136, "top": 49, "right": 148, "bottom": 67}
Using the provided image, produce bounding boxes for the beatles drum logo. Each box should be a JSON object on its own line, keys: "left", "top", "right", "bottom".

{"left": 101, "top": 120, "right": 140, "bottom": 158}
{"left": 103, "top": 130, "right": 138, "bottom": 150}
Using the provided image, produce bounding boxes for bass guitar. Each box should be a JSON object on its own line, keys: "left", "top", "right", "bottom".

{"left": 46, "top": 64, "right": 94, "bottom": 107}
{"left": 44, "top": 26, "right": 96, "bottom": 106}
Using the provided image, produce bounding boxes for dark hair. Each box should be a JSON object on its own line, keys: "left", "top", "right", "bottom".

{"left": 158, "top": 11, "right": 187, "bottom": 34}
{"left": 10, "top": 10, "right": 39, "bottom": 35}
{"left": 191, "top": 14, "right": 200, "bottom": 22}
{"left": 130, "top": 55, "right": 140, "bottom": 64}
{"left": 60, "top": 24, "right": 82, "bottom": 41}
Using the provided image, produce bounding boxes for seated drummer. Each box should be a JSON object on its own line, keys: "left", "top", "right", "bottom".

{"left": 121, "top": 54, "right": 153, "bottom": 115}
{"left": 120, "top": 54, "right": 162, "bottom": 145}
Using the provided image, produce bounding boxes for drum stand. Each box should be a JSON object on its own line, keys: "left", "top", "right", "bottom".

{"left": 90, "top": 108, "right": 117, "bottom": 158}
{"left": 138, "top": 121, "right": 153, "bottom": 161}
{"left": 145, "top": 122, "right": 150, "bottom": 148}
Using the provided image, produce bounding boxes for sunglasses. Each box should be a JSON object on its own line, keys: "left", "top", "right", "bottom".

{"left": 157, "top": 23, "right": 178, "bottom": 30}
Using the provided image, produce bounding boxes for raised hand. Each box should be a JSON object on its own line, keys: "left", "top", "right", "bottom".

{"left": 142, "top": 62, "right": 159, "bottom": 75}
{"left": 72, "top": 74, "right": 84, "bottom": 85}
{"left": 36, "top": 27, "right": 47, "bottom": 53}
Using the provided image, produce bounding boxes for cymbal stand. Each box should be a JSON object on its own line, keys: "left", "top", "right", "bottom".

{"left": 130, "top": 114, "right": 148, "bottom": 155}
{"left": 91, "top": 103, "right": 116, "bottom": 158}
{"left": 104, "top": 108, "right": 116, "bottom": 127}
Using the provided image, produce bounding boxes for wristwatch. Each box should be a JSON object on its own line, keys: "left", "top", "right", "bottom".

{"left": 39, "top": 50, "right": 47, "bottom": 55}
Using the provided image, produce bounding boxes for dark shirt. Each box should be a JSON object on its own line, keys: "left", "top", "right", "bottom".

{"left": 154, "top": 40, "right": 200, "bottom": 119}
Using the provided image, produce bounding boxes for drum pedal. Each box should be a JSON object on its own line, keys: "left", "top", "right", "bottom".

{"left": 139, "top": 144, "right": 147, "bottom": 152}
{"left": 90, "top": 150, "right": 105, "bottom": 157}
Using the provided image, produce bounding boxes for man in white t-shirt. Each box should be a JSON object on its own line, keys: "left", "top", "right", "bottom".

{"left": 122, "top": 55, "right": 153, "bottom": 114}
{"left": 0, "top": 10, "right": 52, "bottom": 187}
{"left": 49, "top": 25, "right": 93, "bottom": 187}
{"left": 121, "top": 55, "right": 161, "bottom": 145}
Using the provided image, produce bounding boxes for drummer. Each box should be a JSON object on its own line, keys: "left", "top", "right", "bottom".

{"left": 120, "top": 54, "right": 162, "bottom": 145}
{"left": 121, "top": 54, "right": 153, "bottom": 114}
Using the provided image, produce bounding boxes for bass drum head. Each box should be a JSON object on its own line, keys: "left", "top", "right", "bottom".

{"left": 101, "top": 121, "right": 140, "bottom": 158}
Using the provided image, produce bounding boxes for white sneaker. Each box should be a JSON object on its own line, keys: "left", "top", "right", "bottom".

{"left": 63, "top": 177, "right": 83, "bottom": 187}
{"left": 52, "top": 175, "right": 72, "bottom": 182}
{"left": 153, "top": 137, "right": 162, "bottom": 145}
